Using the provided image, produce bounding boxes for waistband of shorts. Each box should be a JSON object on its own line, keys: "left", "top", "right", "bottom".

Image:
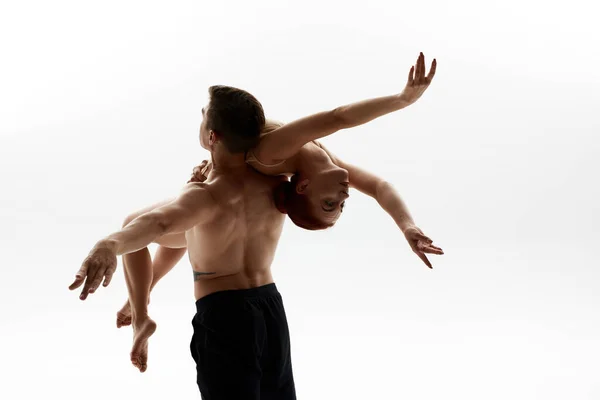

{"left": 194, "top": 283, "right": 280, "bottom": 313}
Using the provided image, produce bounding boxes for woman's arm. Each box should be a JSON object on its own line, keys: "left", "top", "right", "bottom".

{"left": 339, "top": 159, "right": 416, "bottom": 233}
{"left": 254, "top": 52, "right": 436, "bottom": 164}
{"left": 320, "top": 143, "right": 443, "bottom": 268}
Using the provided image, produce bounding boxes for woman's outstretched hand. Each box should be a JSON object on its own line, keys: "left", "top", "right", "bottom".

{"left": 403, "top": 225, "right": 444, "bottom": 269}
{"left": 399, "top": 52, "right": 437, "bottom": 105}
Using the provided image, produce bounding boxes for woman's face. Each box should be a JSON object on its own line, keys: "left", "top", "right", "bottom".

{"left": 299, "top": 167, "right": 350, "bottom": 224}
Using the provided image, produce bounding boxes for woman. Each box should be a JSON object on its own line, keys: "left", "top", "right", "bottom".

{"left": 118, "top": 53, "right": 443, "bottom": 370}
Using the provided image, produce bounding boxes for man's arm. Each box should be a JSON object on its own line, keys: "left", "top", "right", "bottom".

{"left": 121, "top": 198, "right": 189, "bottom": 249}
{"left": 106, "top": 183, "right": 216, "bottom": 256}
{"left": 320, "top": 143, "right": 443, "bottom": 268}
{"left": 254, "top": 52, "right": 436, "bottom": 164}
{"left": 69, "top": 183, "right": 217, "bottom": 298}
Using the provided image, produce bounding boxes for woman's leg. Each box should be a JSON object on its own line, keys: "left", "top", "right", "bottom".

{"left": 117, "top": 245, "right": 188, "bottom": 327}
{"left": 122, "top": 248, "right": 156, "bottom": 372}
{"left": 117, "top": 199, "right": 175, "bottom": 372}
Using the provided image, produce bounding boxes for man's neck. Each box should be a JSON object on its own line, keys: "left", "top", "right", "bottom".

{"left": 210, "top": 146, "right": 248, "bottom": 173}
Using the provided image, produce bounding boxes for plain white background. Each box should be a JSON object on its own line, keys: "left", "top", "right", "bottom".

{"left": 1, "top": 0, "right": 599, "bottom": 399}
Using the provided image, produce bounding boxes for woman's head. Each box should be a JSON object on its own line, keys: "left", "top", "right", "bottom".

{"left": 274, "top": 168, "right": 350, "bottom": 230}
{"left": 263, "top": 118, "right": 350, "bottom": 230}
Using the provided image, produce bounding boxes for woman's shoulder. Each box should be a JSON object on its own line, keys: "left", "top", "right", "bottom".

{"left": 245, "top": 147, "right": 297, "bottom": 177}
{"left": 310, "top": 140, "right": 340, "bottom": 164}
{"left": 246, "top": 148, "right": 287, "bottom": 168}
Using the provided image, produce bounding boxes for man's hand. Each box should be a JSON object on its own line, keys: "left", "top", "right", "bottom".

{"left": 69, "top": 240, "right": 118, "bottom": 300}
{"left": 187, "top": 160, "right": 212, "bottom": 184}
{"left": 399, "top": 52, "right": 437, "bottom": 105}
{"left": 403, "top": 225, "right": 444, "bottom": 269}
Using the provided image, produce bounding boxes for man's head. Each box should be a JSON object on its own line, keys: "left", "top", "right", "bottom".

{"left": 199, "top": 85, "right": 266, "bottom": 153}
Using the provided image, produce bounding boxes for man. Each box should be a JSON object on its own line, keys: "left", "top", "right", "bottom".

{"left": 70, "top": 85, "right": 298, "bottom": 399}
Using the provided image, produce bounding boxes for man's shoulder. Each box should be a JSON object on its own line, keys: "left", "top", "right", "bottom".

{"left": 178, "top": 182, "right": 218, "bottom": 205}
{"left": 181, "top": 181, "right": 210, "bottom": 193}
{"left": 247, "top": 170, "right": 288, "bottom": 192}
{"left": 198, "top": 169, "right": 281, "bottom": 198}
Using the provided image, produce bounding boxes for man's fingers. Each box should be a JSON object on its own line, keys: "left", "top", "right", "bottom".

{"left": 69, "top": 263, "right": 89, "bottom": 290}
{"left": 87, "top": 267, "right": 107, "bottom": 294}
{"left": 102, "top": 270, "right": 114, "bottom": 287}
{"left": 79, "top": 285, "right": 90, "bottom": 300}
{"left": 68, "top": 275, "right": 85, "bottom": 290}
{"left": 79, "top": 264, "right": 101, "bottom": 299}
{"left": 427, "top": 58, "right": 437, "bottom": 82}
{"left": 80, "top": 273, "right": 95, "bottom": 299}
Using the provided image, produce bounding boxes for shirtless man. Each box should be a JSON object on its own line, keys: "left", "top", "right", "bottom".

{"left": 70, "top": 85, "right": 296, "bottom": 399}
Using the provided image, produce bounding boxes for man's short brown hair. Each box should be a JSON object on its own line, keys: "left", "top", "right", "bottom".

{"left": 206, "top": 85, "right": 266, "bottom": 153}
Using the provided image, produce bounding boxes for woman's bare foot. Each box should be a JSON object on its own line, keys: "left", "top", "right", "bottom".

{"left": 116, "top": 301, "right": 132, "bottom": 328}
{"left": 116, "top": 297, "right": 151, "bottom": 328}
{"left": 130, "top": 317, "right": 157, "bottom": 373}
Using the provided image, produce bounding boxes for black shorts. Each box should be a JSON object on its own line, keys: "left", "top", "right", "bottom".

{"left": 190, "top": 283, "right": 296, "bottom": 400}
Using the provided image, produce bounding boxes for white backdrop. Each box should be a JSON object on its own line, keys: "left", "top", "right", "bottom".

{"left": 1, "top": 0, "right": 599, "bottom": 399}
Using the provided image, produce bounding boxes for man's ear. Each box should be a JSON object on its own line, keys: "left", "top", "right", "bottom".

{"left": 296, "top": 179, "right": 309, "bottom": 194}
{"left": 208, "top": 130, "right": 218, "bottom": 146}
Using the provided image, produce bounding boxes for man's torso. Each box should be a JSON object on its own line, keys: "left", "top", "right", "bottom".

{"left": 185, "top": 165, "right": 286, "bottom": 299}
